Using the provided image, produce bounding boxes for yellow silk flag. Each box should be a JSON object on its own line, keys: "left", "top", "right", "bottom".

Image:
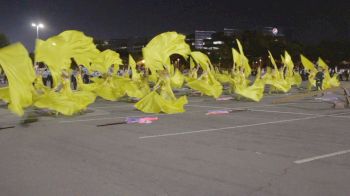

{"left": 171, "top": 69, "right": 185, "bottom": 88}
{"left": 234, "top": 40, "right": 251, "bottom": 77}
{"left": 317, "top": 57, "right": 328, "bottom": 69}
{"left": 190, "top": 57, "right": 196, "bottom": 70}
{"left": 268, "top": 51, "right": 278, "bottom": 70}
{"left": 284, "top": 51, "right": 294, "bottom": 75}
{"left": 0, "top": 43, "right": 36, "bottom": 116}
{"left": 35, "top": 30, "right": 100, "bottom": 86}
{"left": 190, "top": 51, "right": 212, "bottom": 71}
{"left": 129, "top": 55, "right": 140, "bottom": 81}
{"left": 91, "top": 49, "right": 122, "bottom": 73}
{"left": 281, "top": 55, "right": 285, "bottom": 65}
{"left": 232, "top": 48, "right": 241, "bottom": 69}
{"left": 142, "top": 32, "right": 191, "bottom": 73}
{"left": 300, "top": 54, "right": 317, "bottom": 72}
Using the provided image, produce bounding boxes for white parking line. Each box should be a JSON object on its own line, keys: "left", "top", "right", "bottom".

{"left": 249, "top": 109, "right": 350, "bottom": 119}
{"left": 59, "top": 109, "right": 206, "bottom": 123}
{"left": 139, "top": 112, "right": 350, "bottom": 139}
{"left": 60, "top": 103, "right": 298, "bottom": 123}
{"left": 89, "top": 104, "right": 131, "bottom": 109}
{"left": 249, "top": 109, "right": 318, "bottom": 116}
{"left": 186, "top": 102, "right": 297, "bottom": 110}
{"left": 139, "top": 116, "right": 320, "bottom": 139}
{"left": 294, "top": 149, "right": 350, "bottom": 164}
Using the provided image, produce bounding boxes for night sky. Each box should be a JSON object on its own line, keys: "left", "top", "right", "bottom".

{"left": 1, "top": 0, "right": 350, "bottom": 51}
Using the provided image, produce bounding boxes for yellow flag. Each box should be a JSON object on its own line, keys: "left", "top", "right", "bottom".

{"left": 268, "top": 51, "right": 278, "bottom": 70}
{"left": 236, "top": 39, "right": 245, "bottom": 56}
{"left": 91, "top": 49, "right": 122, "bottom": 73}
{"left": 284, "top": 51, "right": 294, "bottom": 74}
{"left": 142, "top": 32, "right": 191, "bottom": 72}
{"left": 190, "top": 51, "right": 211, "bottom": 71}
{"left": 281, "top": 55, "right": 285, "bottom": 65}
{"left": 232, "top": 48, "right": 241, "bottom": 68}
{"left": 300, "top": 54, "right": 317, "bottom": 72}
{"left": 317, "top": 57, "right": 328, "bottom": 69}
{"left": 129, "top": 55, "right": 140, "bottom": 81}
{"left": 0, "top": 43, "right": 36, "bottom": 116}
{"left": 35, "top": 30, "right": 100, "bottom": 86}
{"left": 234, "top": 40, "right": 251, "bottom": 77}
{"left": 242, "top": 55, "right": 251, "bottom": 78}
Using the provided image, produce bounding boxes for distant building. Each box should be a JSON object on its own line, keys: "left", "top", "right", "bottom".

{"left": 96, "top": 37, "right": 149, "bottom": 53}
{"left": 194, "top": 30, "right": 216, "bottom": 49}
{"left": 223, "top": 28, "right": 241, "bottom": 37}
{"left": 185, "top": 33, "right": 195, "bottom": 48}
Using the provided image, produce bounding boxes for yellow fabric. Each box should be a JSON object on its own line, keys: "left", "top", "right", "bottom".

{"left": 142, "top": 32, "right": 191, "bottom": 73}
{"left": 268, "top": 51, "right": 278, "bottom": 70}
{"left": 0, "top": 87, "right": 10, "bottom": 103}
{"left": 135, "top": 74, "right": 187, "bottom": 114}
{"left": 187, "top": 52, "right": 223, "bottom": 98}
{"left": 235, "top": 40, "right": 251, "bottom": 77}
{"left": 129, "top": 55, "right": 141, "bottom": 81}
{"left": 300, "top": 55, "right": 317, "bottom": 72}
{"left": 0, "top": 43, "right": 36, "bottom": 116}
{"left": 76, "top": 74, "right": 99, "bottom": 92}
{"left": 171, "top": 68, "right": 185, "bottom": 88}
{"left": 284, "top": 51, "right": 294, "bottom": 75}
{"left": 317, "top": 57, "right": 328, "bottom": 69}
{"left": 232, "top": 48, "right": 241, "bottom": 69}
{"left": 300, "top": 55, "right": 317, "bottom": 89}
{"left": 317, "top": 57, "right": 340, "bottom": 89}
{"left": 283, "top": 51, "right": 302, "bottom": 87}
{"left": 136, "top": 32, "right": 190, "bottom": 112}
{"left": 187, "top": 72, "right": 223, "bottom": 98}
{"left": 235, "top": 68, "right": 265, "bottom": 102}
{"left": 190, "top": 57, "right": 196, "bottom": 69}
{"left": 34, "top": 76, "right": 96, "bottom": 115}
{"left": 91, "top": 50, "right": 122, "bottom": 73}
{"left": 35, "top": 30, "right": 99, "bottom": 87}
{"left": 215, "top": 71, "right": 231, "bottom": 84}
{"left": 190, "top": 51, "right": 211, "bottom": 71}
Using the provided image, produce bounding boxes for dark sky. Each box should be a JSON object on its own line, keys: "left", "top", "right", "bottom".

{"left": 1, "top": 0, "right": 350, "bottom": 51}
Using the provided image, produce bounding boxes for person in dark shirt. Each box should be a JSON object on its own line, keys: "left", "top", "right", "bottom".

{"left": 315, "top": 68, "right": 325, "bottom": 91}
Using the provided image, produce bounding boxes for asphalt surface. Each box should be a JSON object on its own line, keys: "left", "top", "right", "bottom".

{"left": 1, "top": 84, "right": 350, "bottom": 196}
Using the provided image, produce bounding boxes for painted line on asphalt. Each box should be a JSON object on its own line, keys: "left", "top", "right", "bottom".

{"left": 59, "top": 109, "right": 207, "bottom": 123}
{"left": 139, "top": 112, "right": 350, "bottom": 139}
{"left": 250, "top": 109, "right": 350, "bottom": 119}
{"left": 89, "top": 104, "right": 132, "bottom": 109}
{"left": 139, "top": 116, "right": 320, "bottom": 139}
{"left": 249, "top": 109, "right": 318, "bottom": 116}
{"left": 60, "top": 103, "right": 297, "bottom": 123}
{"left": 294, "top": 149, "right": 350, "bottom": 164}
{"left": 186, "top": 102, "right": 297, "bottom": 110}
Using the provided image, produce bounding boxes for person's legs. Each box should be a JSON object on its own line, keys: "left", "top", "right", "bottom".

{"left": 42, "top": 77, "right": 47, "bottom": 86}
{"left": 71, "top": 75, "right": 77, "bottom": 90}
{"left": 316, "top": 81, "right": 322, "bottom": 91}
{"left": 48, "top": 75, "right": 53, "bottom": 88}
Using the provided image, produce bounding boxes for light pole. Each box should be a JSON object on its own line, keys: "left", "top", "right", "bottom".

{"left": 31, "top": 23, "right": 44, "bottom": 39}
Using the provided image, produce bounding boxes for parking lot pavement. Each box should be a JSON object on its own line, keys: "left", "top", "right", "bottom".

{"left": 1, "top": 88, "right": 350, "bottom": 196}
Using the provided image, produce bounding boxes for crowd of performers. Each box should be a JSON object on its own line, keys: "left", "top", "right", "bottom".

{"left": 0, "top": 30, "right": 340, "bottom": 117}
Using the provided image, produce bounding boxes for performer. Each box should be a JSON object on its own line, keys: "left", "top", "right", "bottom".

{"left": 34, "top": 69, "right": 96, "bottom": 115}
{"left": 315, "top": 68, "right": 324, "bottom": 91}
{"left": 135, "top": 70, "right": 188, "bottom": 114}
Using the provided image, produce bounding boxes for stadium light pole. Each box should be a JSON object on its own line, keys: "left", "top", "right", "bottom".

{"left": 31, "top": 23, "right": 44, "bottom": 39}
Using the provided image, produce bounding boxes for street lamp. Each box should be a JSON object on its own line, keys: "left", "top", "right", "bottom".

{"left": 31, "top": 23, "right": 44, "bottom": 39}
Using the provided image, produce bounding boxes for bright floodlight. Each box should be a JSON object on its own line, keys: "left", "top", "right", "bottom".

{"left": 31, "top": 22, "right": 45, "bottom": 39}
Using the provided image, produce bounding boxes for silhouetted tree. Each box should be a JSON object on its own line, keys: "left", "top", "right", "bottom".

{"left": 0, "top": 33, "right": 9, "bottom": 48}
